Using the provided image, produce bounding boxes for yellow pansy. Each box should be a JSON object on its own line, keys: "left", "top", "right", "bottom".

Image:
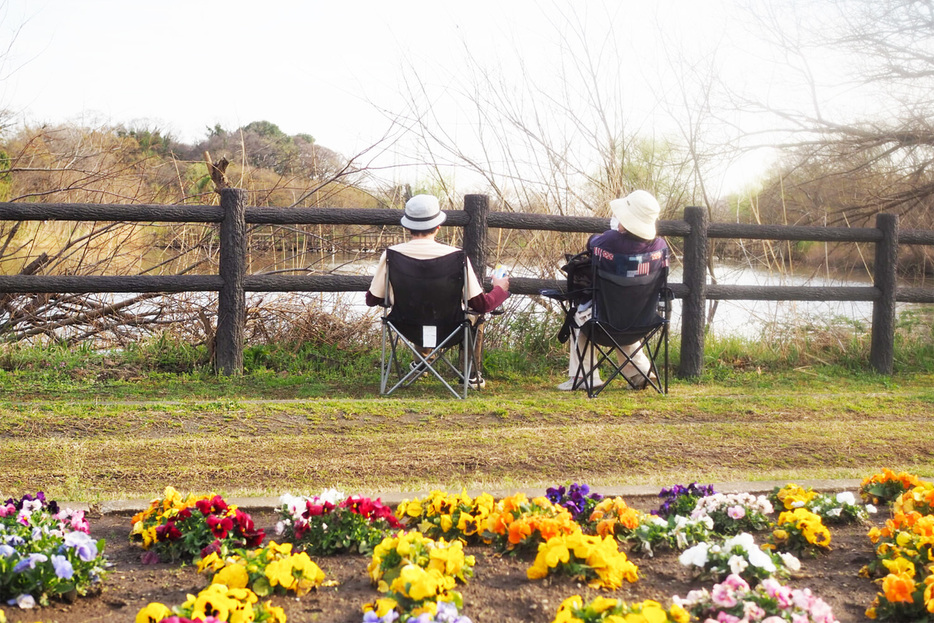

{"left": 405, "top": 499, "right": 424, "bottom": 518}
{"left": 191, "top": 584, "right": 234, "bottom": 621}
{"left": 640, "top": 602, "right": 669, "bottom": 623}
{"left": 264, "top": 558, "right": 296, "bottom": 590}
{"left": 197, "top": 551, "right": 225, "bottom": 573}
{"left": 214, "top": 563, "right": 249, "bottom": 590}
{"left": 362, "top": 597, "right": 399, "bottom": 618}
{"left": 527, "top": 558, "right": 550, "bottom": 580}
{"left": 267, "top": 541, "right": 293, "bottom": 556}
{"left": 141, "top": 526, "right": 158, "bottom": 549}
{"left": 589, "top": 596, "right": 619, "bottom": 613}
{"left": 264, "top": 601, "right": 287, "bottom": 623}
{"left": 552, "top": 595, "right": 584, "bottom": 623}
{"left": 226, "top": 598, "right": 255, "bottom": 623}
{"left": 882, "top": 556, "right": 916, "bottom": 577}
{"left": 392, "top": 564, "right": 443, "bottom": 602}
{"left": 670, "top": 603, "right": 691, "bottom": 623}
{"left": 292, "top": 552, "right": 326, "bottom": 583}
{"left": 457, "top": 512, "right": 479, "bottom": 536}
{"left": 136, "top": 602, "right": 172, "bottom": 623}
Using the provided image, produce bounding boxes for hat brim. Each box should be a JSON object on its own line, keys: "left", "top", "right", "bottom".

{"left": 400, "top": 211, "right": 447, "bottom": 231}
{"left": 610, "top": 198, "right": 656, "bottom": 240}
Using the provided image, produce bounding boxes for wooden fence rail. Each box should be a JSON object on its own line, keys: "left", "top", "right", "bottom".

{"left": 2, "top": 189, "right": 933, "bottom": 377}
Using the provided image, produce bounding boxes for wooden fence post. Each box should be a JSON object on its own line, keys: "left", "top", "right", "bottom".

{"left": 680, "top": 206, "right": 708, "bottom": 378}
{"left": 870, "top": 213, "right": 898, "bottom": 375}
{"left": 216, "top": 188, "right": 247, "bottom": 375}
{"left": 463, "top": 194, "right": 490, "bottom": 277}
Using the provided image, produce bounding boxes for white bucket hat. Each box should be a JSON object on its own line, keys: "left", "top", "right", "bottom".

{"left": 609, "top": 190, "right": 661, "bottom": 240}
{"left": 400, "top": 194, "right": 447, "bottom": 231}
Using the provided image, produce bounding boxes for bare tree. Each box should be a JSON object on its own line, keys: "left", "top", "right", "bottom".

{"left": 381, "top": 2, "right": 717, "bottom": 288}
{"left": 0, "top": 120, "right": 398, "bottom": 346}
{"left": 744, "top": 0, "right": 934, "bottom": 231}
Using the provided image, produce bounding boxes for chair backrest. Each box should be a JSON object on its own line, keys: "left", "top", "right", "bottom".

{"left": 591, "top": 248, "right": 669, "bottom": 337}
{"left": 384, "top": 249, "right": 468, "bottom": 347}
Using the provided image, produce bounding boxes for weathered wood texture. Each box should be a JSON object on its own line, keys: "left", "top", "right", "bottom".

{"left": 3, "top": 196, "right": 934, "bottom": 378}
{"left": 680, "top": 206, "right": 708, "bottom": 379}
{"left": 871, "top": 214, "right": 898, "bottom": 375}
{"left": 216, "top": 189, "right": 247, "bottom": 376}
{"left": 463, "top": 195, "right": 489, "bottom": 285}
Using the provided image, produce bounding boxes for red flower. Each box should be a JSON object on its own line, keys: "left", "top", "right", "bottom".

{"left": 195, "top": 495, "right": 229, "bottom": 516}
{"left": 234, "top": 509, "right": 265, "bottom": 547}
{"left": 304, "top": 500, "right": 335, "bottom": 517}
{"left": 200, "top": 539, "right": 221, "bottom": 559}
{"left": 340, "top": 496, "right": 402, "bottom": 527}
{"left": 156, "top": 522, "right": 182, "bottom": 541}
{"left": 206, "top": 514, "right": 233, "bottom": 539}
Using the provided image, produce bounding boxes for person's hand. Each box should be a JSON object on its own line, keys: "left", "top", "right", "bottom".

{"left": 492, "top": 275, "right": 510, "bottom": 291}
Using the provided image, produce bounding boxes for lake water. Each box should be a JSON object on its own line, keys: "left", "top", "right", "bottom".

{"left": 241, "top": 252, "right": 925, "bottom": 340}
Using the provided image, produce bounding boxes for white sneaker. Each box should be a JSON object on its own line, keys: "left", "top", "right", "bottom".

{"left": 557, "top": 373, "right": 603, "bottom": 391}
{"left": 409, "top": 361, "right": 428, "bottom": 379}
{"left": 468, "top": 375, "right": 486, "bottom": 389}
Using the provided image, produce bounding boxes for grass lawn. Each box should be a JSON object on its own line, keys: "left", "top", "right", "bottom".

{"left": 1, "top": 361, "right": 932, "bottom": 503}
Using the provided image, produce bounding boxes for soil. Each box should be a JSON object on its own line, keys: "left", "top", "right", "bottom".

{"left": 2, "top": 497, "right": 882, "bottom": 623}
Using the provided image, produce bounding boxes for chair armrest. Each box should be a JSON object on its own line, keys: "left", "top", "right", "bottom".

{"left": 540, "top": 288, "right": 569, "bottom": 301}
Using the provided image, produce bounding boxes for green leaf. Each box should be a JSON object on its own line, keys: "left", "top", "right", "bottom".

{"left": 252, "top": 576, "right": 272, "bottom": 597}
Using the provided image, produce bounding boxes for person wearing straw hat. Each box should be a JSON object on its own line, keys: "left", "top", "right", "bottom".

{"left": 366, "top": 194, "right": 510, "bottom": 388}
{"left": 557, "top": 190, "right": 668, "bottom": 391}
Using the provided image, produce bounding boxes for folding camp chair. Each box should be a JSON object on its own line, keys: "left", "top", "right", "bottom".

{"left": 543, "top": 248, "right": 671, "bottom": 398}
{"left": 379, "top": 249, "right": 479, "bottom": 399}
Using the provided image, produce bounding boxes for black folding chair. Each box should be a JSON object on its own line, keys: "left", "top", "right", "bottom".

{"left": 543, "top": 248, "right": 671, "bottom": 398}
{"left": 379, "top": 249, "right": 478, "bottom": 399}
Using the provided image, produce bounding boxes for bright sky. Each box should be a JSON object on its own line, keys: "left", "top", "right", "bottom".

{"left": 0, "top": 1, "right": 862, "bottom": 195}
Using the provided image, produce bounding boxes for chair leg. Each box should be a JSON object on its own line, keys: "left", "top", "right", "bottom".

{"left": 582, "top": 326, "right": 667, "bottom": 396}
{"left": 379, "top": 324, "right": 391, "bottom": 395}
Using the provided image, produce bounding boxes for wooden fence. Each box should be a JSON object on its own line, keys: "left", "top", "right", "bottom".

{"left": 2, "top": 188, "right": 934, "bottom": 377}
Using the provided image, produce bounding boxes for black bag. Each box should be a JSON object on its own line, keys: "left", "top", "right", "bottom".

{"left": 555, "top": 250, "right": 593, "bottom": 344}
{"left": 560, "top": 250, "right": 593, "bottom": 303}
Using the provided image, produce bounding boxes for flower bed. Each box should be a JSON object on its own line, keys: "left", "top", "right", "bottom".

{"left": 0, "top": 470, "right": 931, "bottom": 622}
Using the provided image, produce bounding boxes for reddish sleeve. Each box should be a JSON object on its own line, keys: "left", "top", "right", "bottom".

{"left": 467, "top": 286, "right": 509, "bottom": 314}
{"left": 365, "top": 291, "right": 385, "bottom": 307}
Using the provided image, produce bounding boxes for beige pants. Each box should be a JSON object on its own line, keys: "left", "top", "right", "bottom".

{"left": 567, "top": 306, "right": 650, "bottom": 379}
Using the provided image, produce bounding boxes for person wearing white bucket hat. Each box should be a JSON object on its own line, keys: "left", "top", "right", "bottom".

{"left": 366, "top": 194, "right": 511, "bottom": 388}
{"left": 557, "top": 190, "right": 668, "bottom": 391}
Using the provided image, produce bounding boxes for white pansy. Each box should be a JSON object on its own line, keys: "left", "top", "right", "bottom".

{"left": 835, "top": 491, "right": 856, "bottom": 505}
{"left": 779, "top": 551, "right": 801, "bottom": 571}
{"left": 675, "top": 532, "right": 688, "bottom": 549}
{"left": 278, "top": 493, "right": 306, "bottom": 517}
{"left": 724, "top": 532, "right": 756, "bottom": 552}
{"left": 318, "top": 488, "right": 345, "bottom": 505}
{"left": 14, "top": 594, "right": 36, "bottom": 609}
{"left": 746, "top": 545, "right": 777, "bottom": 572}
{"left": 679, "top": 542, "right": 710, "bottom": 568}
{"left": 728, "top": 554, "right": 749, "bottom": 574}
